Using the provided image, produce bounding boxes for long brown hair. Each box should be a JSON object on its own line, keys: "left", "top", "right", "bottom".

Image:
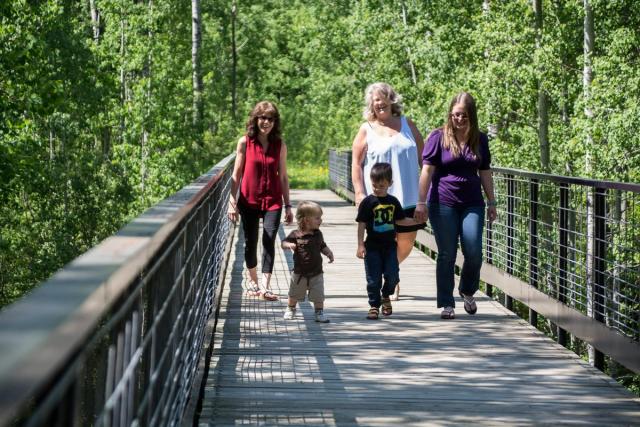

{"left": 442, "top": 92, "right": 480, "bottom": 160}
{"left": 246, "top": 100, "right": 281, "bottom": 142}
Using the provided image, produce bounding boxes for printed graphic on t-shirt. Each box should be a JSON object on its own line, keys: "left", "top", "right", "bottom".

{"left": 373, "top": 204, "right": 396, "bottom": 233}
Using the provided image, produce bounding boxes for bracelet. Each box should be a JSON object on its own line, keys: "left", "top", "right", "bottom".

{"left": 416, "top": 201, "right": 427, "bottom": 206}
{"left": 487, "top": 200, "right": 498, "bottom": 207}
{"left": 284, "top": 204, "right": 292, "bottom": 209}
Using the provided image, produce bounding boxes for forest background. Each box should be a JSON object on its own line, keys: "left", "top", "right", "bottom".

{"left": 1, "top": 0, "right": 638, "bottom": 312}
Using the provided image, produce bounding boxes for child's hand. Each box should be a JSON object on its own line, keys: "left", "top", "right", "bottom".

{"left": 282, "top": 242, "right": 296, "bottom": 251}
{"left": 356, "top": 244, "right": 366, "bottom": 259}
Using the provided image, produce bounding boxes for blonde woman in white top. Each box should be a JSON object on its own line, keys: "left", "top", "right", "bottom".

{"left": 351, "top": 82, "right": 425, "bottom": 300}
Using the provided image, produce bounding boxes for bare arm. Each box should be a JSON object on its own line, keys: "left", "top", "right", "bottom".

{"left": 407, "top": 118, "right": 425, "bottom": 169}
{"left": 321, "top": 245, "right": 334, "bottom": 263}
{"left": 279, "top": 142, "right": 293, "bottom": 224}
{"left": 227, "top": 136, "right": 247, "bottom": 222}
{"left": 413, "top": 164, "right": 436, "bottom": 223}
{"left": 351, "top": 125, "right": 368, "bottom": 206}
{"left": 480, "top": 169, "right": 497, "bottom": 222}
{"left": 356, "top": 222, "right": 366, "bottom": 259}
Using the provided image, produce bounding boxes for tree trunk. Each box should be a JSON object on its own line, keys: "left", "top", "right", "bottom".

{"left": 89, "top": 0, "right": 100, "bottom": 42}
{"left": 120, "top": 18, "right": 126, "bottom": 143}
{"left": 583, "top": 0, "right": 598, "bottom": 368}
{"left": 192, "top": 0, "right": 203, "bottom": 130}
{"left": 231, "top": 2, "right": 238, "bottom": 121}
{"left": 141, "top": 0, "right": 153, "bottom": 196}
{"left": 400, "top": 0, "right": 417, "bottom": 85}
{"left": 534, "top": 0, "right": 550, "bottom": 172}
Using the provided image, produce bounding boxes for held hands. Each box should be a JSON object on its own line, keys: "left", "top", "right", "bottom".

{"left": 356, "top": 243, "right": 366, "bottom": 259}
{"left": 355, "top": 192, "right": 366, "bottom": 207}
{"left": 413, "top": 203, "right": 427, "bottom": 223}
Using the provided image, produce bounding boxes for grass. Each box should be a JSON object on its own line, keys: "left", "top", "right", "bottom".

{"left": 287, "top": 162, "right": 328, "bottom": 189}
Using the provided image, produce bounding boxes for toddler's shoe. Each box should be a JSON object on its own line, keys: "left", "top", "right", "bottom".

{"left": 315, "top": 309, "right": 330, "bottom": 323}
{"left": 283, "top": 306, "right": 296, "bottom": 320}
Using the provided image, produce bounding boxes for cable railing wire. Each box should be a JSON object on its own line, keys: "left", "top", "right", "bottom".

{"left": 0, "top": 154, "right": 235, "bottom": 427}
{"left": 329, "top": 149, "right": 640, "bottom": 374}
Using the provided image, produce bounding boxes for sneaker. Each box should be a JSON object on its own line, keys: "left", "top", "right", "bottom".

{"left": 315, "top": 310, "right": 330, "bottom": 323}
{"left": 283, "top": 306, "right": 296, "bottom": 320}
{"left": 440, "top": 306, "right": 455, "bottom": 319}
{"left": 460, "top": 292, "right": 477, "bottom": 315}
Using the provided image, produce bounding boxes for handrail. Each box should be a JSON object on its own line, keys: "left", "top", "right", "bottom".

{"left": 329, "top": 149, "right": 640, "bottom": 374}
{"left": 0, "top": 154, "right": 236, "bottom": 426}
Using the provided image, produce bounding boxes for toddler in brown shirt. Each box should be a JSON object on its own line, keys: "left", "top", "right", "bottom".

{"left": 281, "top": 201, "right": 334, "bottom": 322}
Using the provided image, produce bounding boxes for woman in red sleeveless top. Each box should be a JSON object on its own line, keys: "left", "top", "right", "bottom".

{"left": 227, "top": 101, "right": 293, "bottom": 301}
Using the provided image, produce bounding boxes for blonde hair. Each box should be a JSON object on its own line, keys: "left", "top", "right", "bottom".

{"left": 442, "top": 92, "right": 481, "bottom": 160}
{"left": 295, "top": 201, "right": 322, "bottom": 230}
{"left": 362, "top": 82, "right": 403, "bottom": 121}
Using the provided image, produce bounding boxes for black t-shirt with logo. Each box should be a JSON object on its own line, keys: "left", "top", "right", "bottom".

{"left": 355, "top": 194, "right": 406, "bottom": 249}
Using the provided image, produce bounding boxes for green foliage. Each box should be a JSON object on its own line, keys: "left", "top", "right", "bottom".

{"left": 287, "top": 163, "right": 328, "bottom": 190}
{"left": 2, "top": 0, "right": 639, "bottom": 340}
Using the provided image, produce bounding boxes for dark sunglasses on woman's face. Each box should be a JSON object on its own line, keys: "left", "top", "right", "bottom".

{"left": 258, "top": 116, "right": 275, "bottom": 123}
{"left": 451, "top": 112, "right": 468, "bottom": 119}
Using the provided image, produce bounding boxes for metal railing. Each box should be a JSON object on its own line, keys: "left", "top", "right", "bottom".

{"left": 329, "top": 149, "right": 640, "bottom": 374}
{"left": 0, "top": 154, "right": 236, "bottom": 426}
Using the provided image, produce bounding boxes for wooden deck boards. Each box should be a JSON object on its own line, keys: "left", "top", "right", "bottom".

{"left": 199, "top": 189, "right": 640, "bottom": 426}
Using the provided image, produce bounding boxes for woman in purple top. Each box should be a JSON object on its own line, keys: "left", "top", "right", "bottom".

{"left": 413, "top": 92, "right": 497, "bottom": 319}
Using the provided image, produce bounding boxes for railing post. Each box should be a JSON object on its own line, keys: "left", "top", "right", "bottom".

{"left": 592, "top": 187, "right": 607, "bottom": 369}
{"left": 485, "top": 217, "right": 493, "bottom": 298}
{"left": 557, "top": 183, "right": 568, "bottom": 346}
{"left": 529, "top": 179, "right": 539, "bottom": 327}
{"left": 505, "top": 174, "right": 515, "bottom": 310}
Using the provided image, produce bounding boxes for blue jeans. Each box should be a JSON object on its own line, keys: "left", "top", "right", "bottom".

{"left": 364, "top": 245, "right": 399, "bottom": 308}
{"left": 428, "top": 203, "right": 484, "bottom": 308}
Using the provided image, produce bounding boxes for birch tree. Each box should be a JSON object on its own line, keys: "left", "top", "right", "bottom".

{"left": 534, "top": 0, "right": 550, "bottom": 171}
{"left": 192, "top": 0, "right": 203, "bottom": 129}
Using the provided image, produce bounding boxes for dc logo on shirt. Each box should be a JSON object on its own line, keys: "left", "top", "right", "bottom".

{"left": 373, "top": 204, "right": 395, "bottom": 233}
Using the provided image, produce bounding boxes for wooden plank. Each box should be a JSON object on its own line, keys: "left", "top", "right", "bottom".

{"left": 198, "top": 189, "right": 640, "bottom": 426}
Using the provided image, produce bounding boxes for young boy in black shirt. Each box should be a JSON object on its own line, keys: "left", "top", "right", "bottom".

{"left": 356, "top": 162, "right": 413, "bottom": 320}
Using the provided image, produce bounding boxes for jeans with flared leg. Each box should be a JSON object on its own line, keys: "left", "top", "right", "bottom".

{"left": 428, "top": 203, "right": 484, "bottom": 308}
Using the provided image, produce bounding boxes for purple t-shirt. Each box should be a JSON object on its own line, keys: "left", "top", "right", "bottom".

{"left": 422, "top": 128, "right": 491, "bottom": 208}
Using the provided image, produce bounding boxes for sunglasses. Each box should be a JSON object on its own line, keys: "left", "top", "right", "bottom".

{"left": 451, "top": 112, "right": 468, "bottom": 119}
{"left": 257, "top": 116, "right": 275, "bottom": 123}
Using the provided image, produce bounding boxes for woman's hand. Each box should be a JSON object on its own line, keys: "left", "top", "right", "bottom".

{"left": 284, "top": 206, "right": 294, "bottom": 224}
{"left": 487, "top": 205, "right": 497, "bottom": 223}
{"left": 413, "top": 203, "right": 427, "bottom": 223}
{"left": 227, "top": 203, "right": 239, "bottom": 223}
{"left": 355, "top": 192, "right": 366, "bottom": 207}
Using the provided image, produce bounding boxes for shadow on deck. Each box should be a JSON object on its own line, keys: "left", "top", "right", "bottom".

{"left": 197, "top": 189, "right": 640, "bottom": 426}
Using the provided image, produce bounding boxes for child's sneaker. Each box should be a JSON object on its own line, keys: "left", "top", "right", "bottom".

{"left": 283, "top": 306, "right": 296, "bottom": 320}
{"left": 314, "top": 309, "right": 330, "bottom": 323}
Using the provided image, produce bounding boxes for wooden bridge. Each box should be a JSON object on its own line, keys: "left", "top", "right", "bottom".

{"left": 1, "top": 155, "right": 639, "bottom": 426}
{"left": 197, "top": 189, "right": 640, "bottom": 426}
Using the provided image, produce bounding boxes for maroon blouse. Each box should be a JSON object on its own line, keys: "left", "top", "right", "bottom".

{"left": 239, "top": 135, "right": 283, "bottom": 211}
